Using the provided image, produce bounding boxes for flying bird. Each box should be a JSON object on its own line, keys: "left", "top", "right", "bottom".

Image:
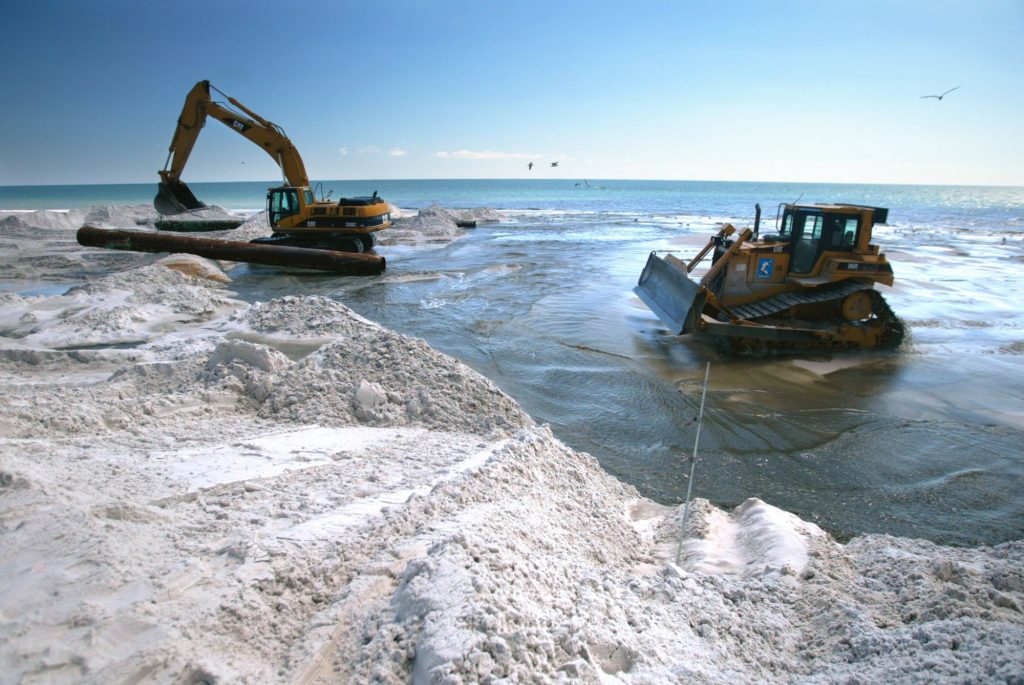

{"left": 528, "top": 162, "right": 533, "bottom": 170}
{"left": 920, "top": 86, "right": 959, "bottom": 101}
{"left": 550, "top": 161, "right": 559, "bottom": 167}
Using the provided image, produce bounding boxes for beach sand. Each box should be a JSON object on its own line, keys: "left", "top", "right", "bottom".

{"left": 1, "top": 207, "right": 1021, "bottom": 683}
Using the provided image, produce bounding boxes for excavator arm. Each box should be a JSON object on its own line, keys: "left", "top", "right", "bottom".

{"left": 155, "top": 80, "right": 310, "bottom": 214}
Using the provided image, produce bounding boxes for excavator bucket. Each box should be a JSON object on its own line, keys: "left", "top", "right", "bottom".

{"left": 154, "top": 180, "right": 206, "bottom": 215}
{"left": 634, "top": 252, "right": 706, "bottom": 335}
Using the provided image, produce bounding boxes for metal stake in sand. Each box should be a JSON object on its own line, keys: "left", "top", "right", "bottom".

{"left": 676, "top": 362, "right": 711, "bottom": 565}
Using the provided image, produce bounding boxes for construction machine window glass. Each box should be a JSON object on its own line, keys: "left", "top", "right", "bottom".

{"left": 778, "top": 210, "right": 860, "bottom": 245}
{"left": 779, "top": 213, "right": 794, "bottom": 240}
{"left": 779, "top": 209, "right": 863, "bottom": 274}
{"left": 791, "top": 212, "right": 823, "bottom": 273}
{"left": 831, "top": 217, "right": 860, "bottom": 249}
{"left": 269, "top": 189, "right": 300, "bottom": 225}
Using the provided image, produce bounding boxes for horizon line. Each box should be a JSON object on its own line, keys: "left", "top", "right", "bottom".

{"left": 2, "top": 178, "right": 1023, "bottom": 190}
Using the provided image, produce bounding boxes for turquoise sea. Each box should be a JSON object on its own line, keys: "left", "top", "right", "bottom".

{"left": 2, "top": 178, "right": 1023, "bottom": 546}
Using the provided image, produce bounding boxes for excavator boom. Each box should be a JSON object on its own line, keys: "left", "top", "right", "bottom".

{"left": 155, "top": 80, "right": 309, "bottom": 214}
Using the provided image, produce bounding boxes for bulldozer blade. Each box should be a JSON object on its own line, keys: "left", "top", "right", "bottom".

{"left": 634, "top": 251, "right": 705, "bottom": 335}
{"left": 154, "top": 180, "right": 206, "bottom": 215}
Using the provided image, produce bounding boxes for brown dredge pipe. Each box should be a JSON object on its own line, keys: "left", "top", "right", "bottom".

{"left": 76, "top": 225, "right": 385, "bottom": 275}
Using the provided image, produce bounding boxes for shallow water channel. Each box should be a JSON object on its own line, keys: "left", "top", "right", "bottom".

{"left": 229, "top": 213, "right": 1024, "bottom": 546}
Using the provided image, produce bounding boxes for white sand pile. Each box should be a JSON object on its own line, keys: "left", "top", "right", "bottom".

{"left": 0, "top": 204, "right": 247, "bottom": 282}
{"left": 378, "top": 204, "right": 501, "bottom": 246}
{"left": 0, "top": 208, "right": 87, "bottom": 235}
{"left": 85, "top": 204, "right": 162, "bottom": 227}
{"left": 0, "top": 210, "right": 1021, "bottom": 684}
{"left": 0, "top": 263, "right": 237, "bottom": 350}
{"left": 0, "top": 208, "right": 141, "bottom": 282}
{"left": 83, "top": 203, "right": 242, "bottom": 229}
{"left": 450, "top": 206, "right": 502, "bottom": 224}
{"left": 153, "top": 253, "right": 233, "bottom": 283}
{"left": 204, "top": 208, "right": 271, "bottom": 242}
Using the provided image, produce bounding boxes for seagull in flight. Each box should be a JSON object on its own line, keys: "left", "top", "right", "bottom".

{"left": 921, "top": 86, "right": 959, "bottom": 101}
{"left": 550, "top": 161, "right": 559, "bottom": 167}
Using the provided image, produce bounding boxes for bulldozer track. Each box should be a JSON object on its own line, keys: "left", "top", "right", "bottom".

{"left": 865, "top": 289, "right": 906, "bottom": 348}
{"left": 718, "top": 279, "right": 905, "bottom": 354}
{"left": 727, "top": 279, "right": 872, "bottom": 321}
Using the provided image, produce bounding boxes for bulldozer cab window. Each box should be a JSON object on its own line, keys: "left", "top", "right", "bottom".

{"left": 779, "top": 214, "right": 794, "bottom": 240}
{"left": 791, "top": 212, "right": 823, "bottom": 273}
{"left": 828, "top": 217, "right": 860, "bottom": 250}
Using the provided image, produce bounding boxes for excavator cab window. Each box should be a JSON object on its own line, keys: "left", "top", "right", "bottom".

{"left": 268, "top": 188, "right": 300, "bottom": 224}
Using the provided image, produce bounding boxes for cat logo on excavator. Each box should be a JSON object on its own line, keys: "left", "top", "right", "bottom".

{"left": 634, "top": 203, "right": 905, "bottom": 353}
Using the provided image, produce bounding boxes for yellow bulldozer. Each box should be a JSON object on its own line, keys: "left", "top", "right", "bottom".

{"left": 155, "top": 80, "right": 390, "bottom": 252}
{"left": 635, "top": 203, "right": 905, "bottom": 353}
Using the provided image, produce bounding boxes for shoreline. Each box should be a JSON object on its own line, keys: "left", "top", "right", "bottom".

{"left": 0, "top": 205, "right": 1021, "bottom": 682}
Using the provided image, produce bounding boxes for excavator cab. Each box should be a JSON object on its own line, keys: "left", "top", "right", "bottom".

{"left": 268, "top": 187, "right": 306, "bottom": 226}
{"left": 255, "top": 185, "right": 392, "bottom": 252}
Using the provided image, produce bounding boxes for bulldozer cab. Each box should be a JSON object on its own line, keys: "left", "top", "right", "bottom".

{"left": 775, "top": 205, "right": 873, "bottom": 274}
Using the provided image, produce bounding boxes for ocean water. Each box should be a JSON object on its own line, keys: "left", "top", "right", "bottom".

{"left": 3, "top": 178, "right": 1023, "bottom": 546}
{"left": 3, "top": 178, "right": 1023, "bottom": 232}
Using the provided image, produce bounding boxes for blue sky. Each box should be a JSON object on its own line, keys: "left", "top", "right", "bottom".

{"left": 1, "top": 0, "right": 1021, "bottom": 186}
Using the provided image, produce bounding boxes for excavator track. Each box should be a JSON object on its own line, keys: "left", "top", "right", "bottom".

{"left": 716, "top": 280, "right": 905, "bottom": 355}
{"left": 250, "top": 232, "right": 374, "bottom": 253}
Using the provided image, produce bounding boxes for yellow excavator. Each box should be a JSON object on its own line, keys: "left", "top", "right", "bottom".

{"left": 635, "top": 203, "right": 905, "bottom": 353}
{"left": 155, "top": 80, "right": 391, "bottom": 252}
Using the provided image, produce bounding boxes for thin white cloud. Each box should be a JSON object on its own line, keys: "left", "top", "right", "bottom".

{"left": 435, "top": 150, "right": 541, "bottom": 161}
{"left": 340, "top": 145, "right": 395, "bottom": 156}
